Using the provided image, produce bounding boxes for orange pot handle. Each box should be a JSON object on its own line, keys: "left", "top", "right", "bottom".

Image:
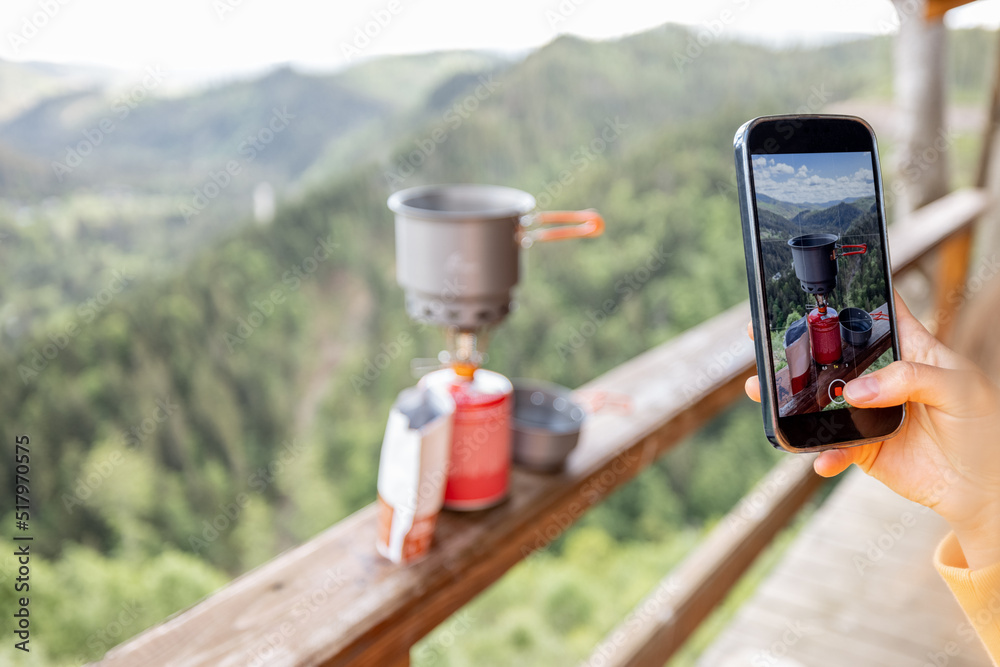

{"left": 525, "top": 209, "right": 605, "bottom": 244}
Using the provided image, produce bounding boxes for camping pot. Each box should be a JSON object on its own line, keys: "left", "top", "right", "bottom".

{"left": 788, "top": 234, "right": 867, "bottom": 295}
{"left": 808, "top": 305, "right": 842, "bottom": 365}
{"left": 389, "top": 184, "right": 604, "bottom": 330}
{"left": 510, "top": 379, "right": 586, "bottom": 473}
{"left": 840, "top": 307, "right": 873, "bottom": 347}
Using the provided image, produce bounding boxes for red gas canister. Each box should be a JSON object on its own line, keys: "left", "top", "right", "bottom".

{"left": 808, "top": 306, "right": 842, "bottom": 365}
{"left": 421, "top": 368, "right": 512, "bottom": 510}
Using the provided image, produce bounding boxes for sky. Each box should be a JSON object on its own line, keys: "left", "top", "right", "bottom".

{"left": 1, "top": 0, "right": 998, "bottom": 83}
{"left": 752, "top": 152, "right": 876, "bottom": 203}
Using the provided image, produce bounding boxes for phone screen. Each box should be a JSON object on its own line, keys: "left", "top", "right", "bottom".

{"left": 749, "top": 149, "right": 895, "bottom": 420}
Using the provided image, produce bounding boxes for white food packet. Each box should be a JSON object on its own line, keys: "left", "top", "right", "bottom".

{"left": 376, "top": 386, "right": 454, "bottom": 564}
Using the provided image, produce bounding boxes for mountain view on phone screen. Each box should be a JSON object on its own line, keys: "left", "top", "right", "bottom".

{"left": 751, "top": 151, "right": 893, "bottom": 417}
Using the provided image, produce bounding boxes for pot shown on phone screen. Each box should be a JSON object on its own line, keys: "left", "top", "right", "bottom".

{"left": 734, "top": 115, "right": 905, "bottom": 452}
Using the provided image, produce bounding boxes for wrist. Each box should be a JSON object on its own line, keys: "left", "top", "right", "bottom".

{"left": 951, "top": 505, "right": 1000, "bottom": 570}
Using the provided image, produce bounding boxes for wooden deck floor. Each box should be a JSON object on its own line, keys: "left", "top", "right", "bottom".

{"left": 697, "top": 468, "right": 992, "bottom": 667}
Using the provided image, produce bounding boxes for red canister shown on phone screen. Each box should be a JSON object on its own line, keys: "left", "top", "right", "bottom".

{"left": 808, "top": 306, "right": 842, "bottom": 365}
{"left": 421, "top": 368, "right": 512, "bottom": 510}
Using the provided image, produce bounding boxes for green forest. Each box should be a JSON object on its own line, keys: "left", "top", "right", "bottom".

{"left": 0, "top": 24, "right": 994, "bottom": 666}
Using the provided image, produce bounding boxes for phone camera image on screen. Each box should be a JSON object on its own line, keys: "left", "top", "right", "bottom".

{"left": 750, "top": 151, "right": 893, "bottom": 419}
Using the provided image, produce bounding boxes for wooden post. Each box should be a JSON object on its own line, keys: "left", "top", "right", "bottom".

{"left": 891, "top": 0, "right": 949, "bottom": 222}
{"left": 974, "top": 29, "right": 1000, "bottom": 268}
{"left": 930, "top": 227, "right": 974, "bottom": 343}
{"left": 974, "top": 27, "right": 1000, "bottom": 189}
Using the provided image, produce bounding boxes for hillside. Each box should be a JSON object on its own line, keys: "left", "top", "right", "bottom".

{"left": 0, "top": 52, "right": 508, "bottom": 195}
{"left": 0, "top": 51, "right": 509, "bottom": 337}
{"left": 0, "top": 25, "right": 995, "bottom": 667}
{"left": 792, "top": 200, "right": 866, "bottom": 230}
{"left": 0, "top": 57, "right": 113, "bottom": 122}
{"left": 756, "top": 193, "right": 814, "bottom": 219}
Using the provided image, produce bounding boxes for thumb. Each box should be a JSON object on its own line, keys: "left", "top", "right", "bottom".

{"left": 843, "top": 360, "right": 991, "bottom": 418}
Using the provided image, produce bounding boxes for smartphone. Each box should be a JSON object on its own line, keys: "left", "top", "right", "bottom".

{"left": 734, "top": 115, "right": 905, "bottom": 452}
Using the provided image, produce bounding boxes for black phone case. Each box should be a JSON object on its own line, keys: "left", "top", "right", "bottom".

{"left": 734, "top": 120, "right": 780, "bottom": 448}
{"left": 733, "top": 114, "right": 905, "bottom": 452}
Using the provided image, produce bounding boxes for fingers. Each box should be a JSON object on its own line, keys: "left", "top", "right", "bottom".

{"left": 892, "top": 289, "right": 921, "bottom": 333}
{"left": 892, "top": 290, "right": 936, "bottom": 344}
{"left": 891, "top": 291, "right": 939, "bottom": 362}
{"left": 744, "top": 322, "right": 760, "bottom": 402}
{"left": 844, "top": 360, "right": 995, "bottom": 418}
{"left": 892, "top": 290, "right": 972, "bottom": 371}
{"left": 814, "top": 442, "right": 882, "bottom": 477}
{"left": 814, "top": 449, "right": 854, "bottom": 477}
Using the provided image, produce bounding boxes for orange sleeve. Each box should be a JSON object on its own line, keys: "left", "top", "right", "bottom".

{"left": 934, "top": 532, "right": 1000, "bottom": 665}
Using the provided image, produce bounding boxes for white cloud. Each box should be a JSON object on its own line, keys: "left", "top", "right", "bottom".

{"left": 753, "top": 157, "right": 875, "bottom": 204}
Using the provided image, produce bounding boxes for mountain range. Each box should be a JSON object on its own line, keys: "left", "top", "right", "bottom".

{"left": 758, "top": 195, "right": 877, "bottom": 239}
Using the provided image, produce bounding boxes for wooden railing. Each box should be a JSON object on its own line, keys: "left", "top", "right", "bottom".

{"left": 98, "top": 188, "right": 990, "bottom": 667}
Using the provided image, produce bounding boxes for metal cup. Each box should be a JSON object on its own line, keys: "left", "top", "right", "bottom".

{"left": 839, "top": 307, "right": 874, "bottom": 346}
{"left": 510, "top": 379, "right": 586, "bottom": 473}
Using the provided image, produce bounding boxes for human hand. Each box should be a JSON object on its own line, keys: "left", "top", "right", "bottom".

{"left": 745, "top": 292, "right": 1000, "bottom": 569}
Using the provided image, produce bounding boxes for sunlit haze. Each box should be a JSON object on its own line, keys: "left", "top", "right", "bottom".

{"left": 1, "top": 0, "right": 997, "bottom": 84}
